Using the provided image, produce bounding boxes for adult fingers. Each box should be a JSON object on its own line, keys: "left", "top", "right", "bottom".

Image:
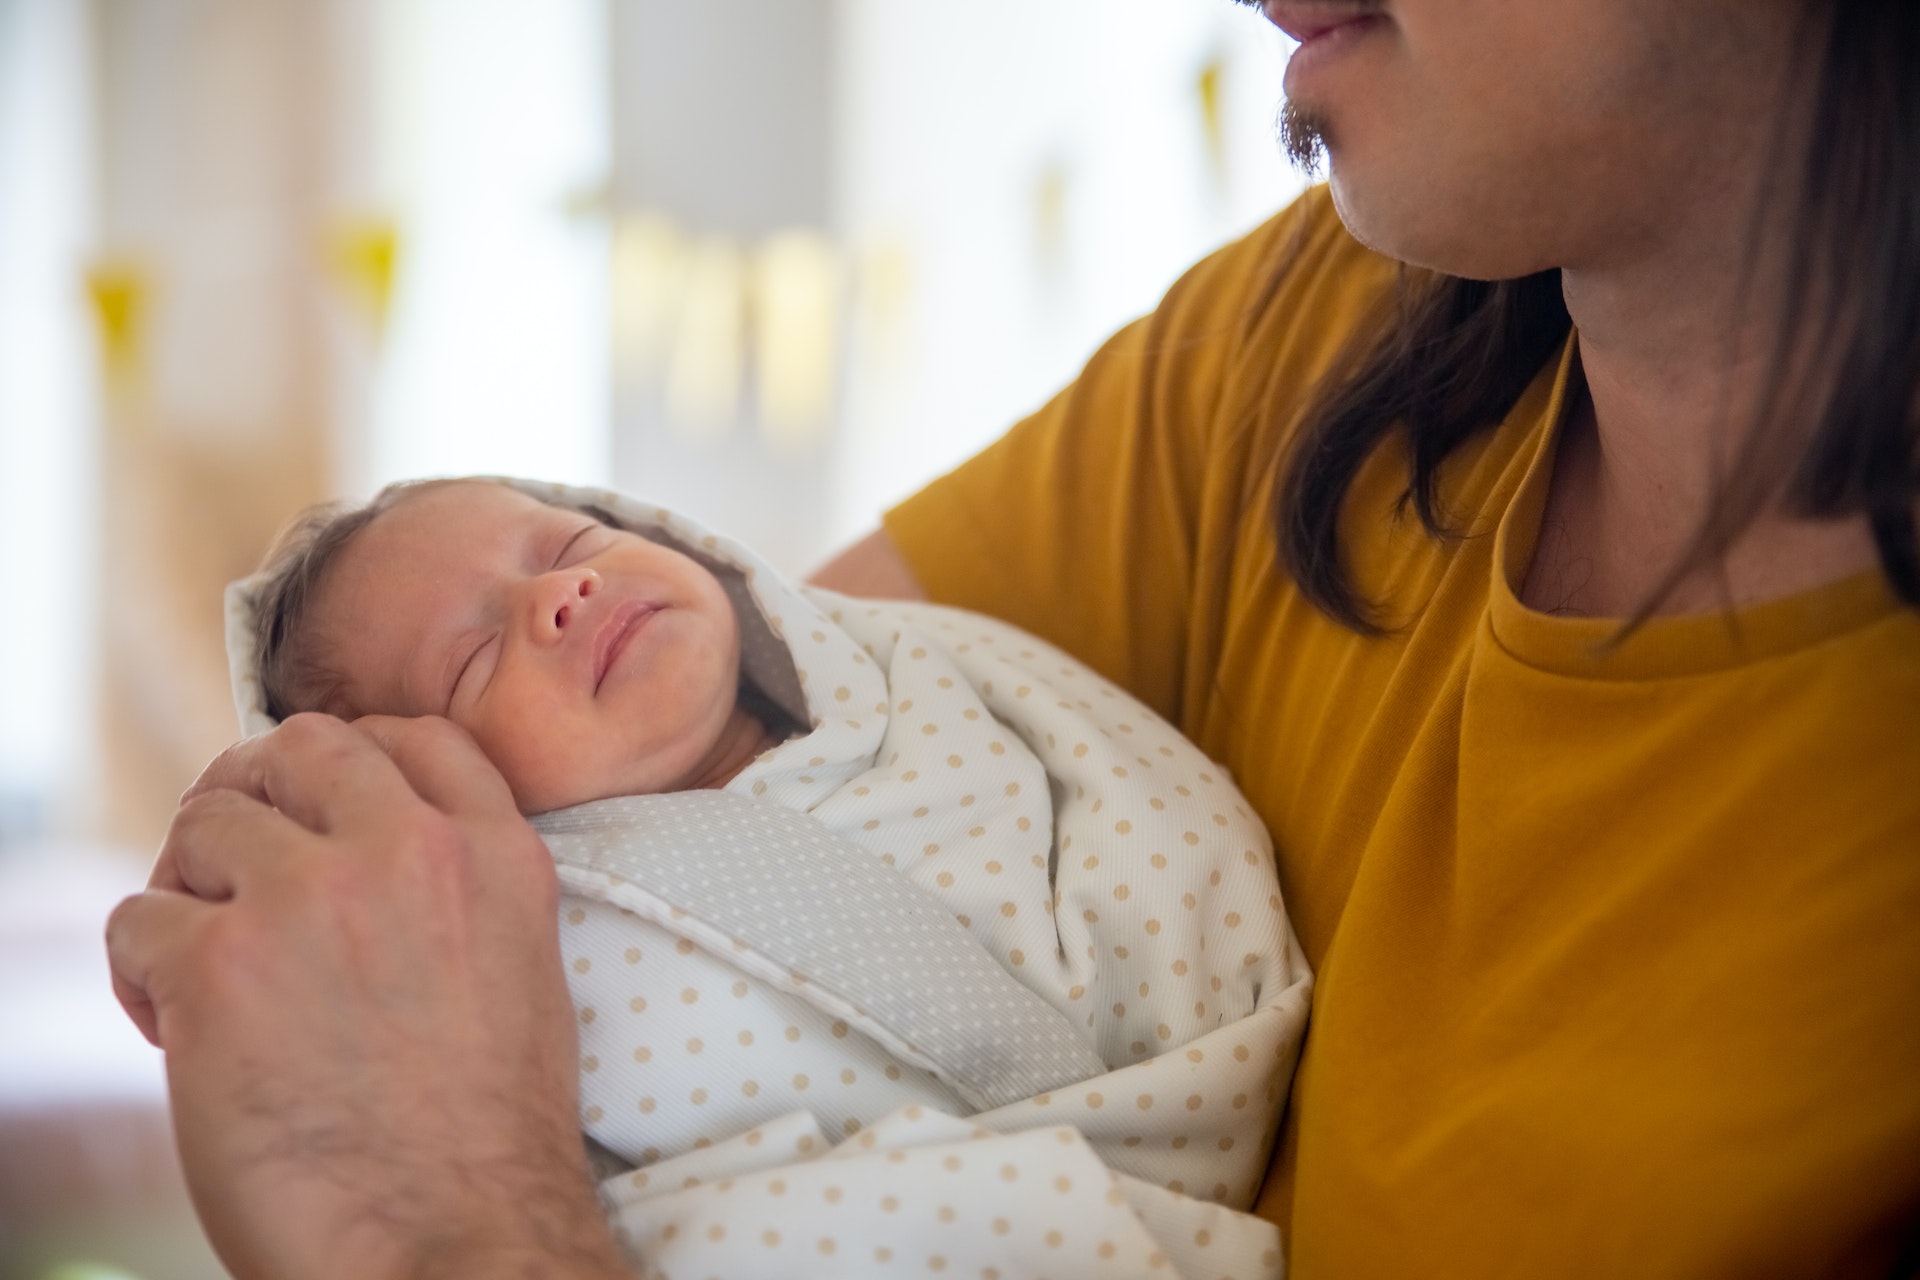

{"left": 180, "top": 728, "right": 283, "bottom": 806}
{"left": 160, "top": 786, "right": 319, "bottom": 903}
{"left": 104, "top": 888, "right": 215, "bottom": 1048}
{"left": 149, "top": 771, "right": 326, "bottom": 901}
{"left": 145, "top": 786, "right": 284, "bottom": 897}
{"left": 351, "top": 714, "right": 559, "bottom": 917}
{"left": 185, "top": 713, "right": 425, "bottom": 838}
{"left": 120, "top": 787, "right": 307, "bottom": 1045}
{"left": 352, "top": 715, "right": 523, "bottom": 820}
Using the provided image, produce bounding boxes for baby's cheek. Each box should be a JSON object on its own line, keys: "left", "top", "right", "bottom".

{"left": 504, "top": 763, "right": 585, "bottom": 817}
{"left": 463, "top": 716, "right": 566, "bottom": 815}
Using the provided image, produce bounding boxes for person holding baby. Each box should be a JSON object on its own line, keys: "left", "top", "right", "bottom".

{"left": 106, "top": 1, "right": 1920, "bottom": 1277}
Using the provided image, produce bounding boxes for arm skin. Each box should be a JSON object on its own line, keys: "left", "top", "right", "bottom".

{"left": 105, "top": 713, "right": 633, "bottom": 1280}
{"left": 806, "top": 527, "right": 928, "bottom": 600}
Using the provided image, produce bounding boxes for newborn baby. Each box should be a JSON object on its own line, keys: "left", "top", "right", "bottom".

{"left": 230, "top": 475, "right": 1309, "bottom": 1222}
{"left": 247, "top": 477, "right": 792, "bottom": 813}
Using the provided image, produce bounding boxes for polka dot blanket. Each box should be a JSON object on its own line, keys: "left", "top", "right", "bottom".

{"left": 226, "top": 478, "right": 1313, "bottom": 1280}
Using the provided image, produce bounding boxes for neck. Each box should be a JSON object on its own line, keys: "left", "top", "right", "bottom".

{"left": 1537, "top": 265, "right": 1883, "bottom": 620}
{"left": 1525, "top": 34, "right": 1884, "bottom": 618}
{"left": 683, "top": 703, "right": 781, "bottom": 791}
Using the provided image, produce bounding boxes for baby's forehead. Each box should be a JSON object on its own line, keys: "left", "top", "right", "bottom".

{"left": 319, "top": 484, "right": 526, "bottom": 609}
{"left": 403, "top": 478, "right": 554, "bottom": 521}
{"left": 371, "top": 481, "right": 572, "bottom": 554}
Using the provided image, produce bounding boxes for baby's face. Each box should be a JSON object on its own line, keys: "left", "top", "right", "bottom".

{"left": 309, "top": 482, "right": 744, "bottom": 813}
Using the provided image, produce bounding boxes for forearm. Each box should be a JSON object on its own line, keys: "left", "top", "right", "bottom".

{"left": 806, "top": 527, "right": 927, "bottom": 600}
{"left": 413, "top": 1178, "right": 632, "bottom": 1280}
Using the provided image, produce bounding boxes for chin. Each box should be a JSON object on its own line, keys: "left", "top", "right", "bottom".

{"left": 1328, "top": 156, "right": 1562, "bottom": 283}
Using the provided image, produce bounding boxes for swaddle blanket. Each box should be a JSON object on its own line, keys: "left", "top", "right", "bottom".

{"left": 227, "top": 480, "right": 1313, "bottom": 1280}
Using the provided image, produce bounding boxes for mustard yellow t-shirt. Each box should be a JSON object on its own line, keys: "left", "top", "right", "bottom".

{"left": 884, "top": 187, "right": 1920, "bottom": 1277}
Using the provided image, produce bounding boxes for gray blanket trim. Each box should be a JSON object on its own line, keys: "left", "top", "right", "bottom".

{"left": 535, "top": 790, "right": 1109, "bottom": 1112}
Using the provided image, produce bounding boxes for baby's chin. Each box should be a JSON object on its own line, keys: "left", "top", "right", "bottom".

{"left": 515, "top": 786, "right": 594, "bottom": 818}
{"left": 509, "top": 767, "right": 674, "bottom": 817}
{"left": 509, "top": 774, "right": 594, "bottom": 817}
{"left": 497, "top": 751, "right": 639, "bottom": 816}
{"left": 497, "top": 715, "right": 747, "bottom": 815}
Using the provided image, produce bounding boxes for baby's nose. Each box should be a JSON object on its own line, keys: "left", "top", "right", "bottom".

{"left": 543, "top": 567, "right": 600, "bottom": 632}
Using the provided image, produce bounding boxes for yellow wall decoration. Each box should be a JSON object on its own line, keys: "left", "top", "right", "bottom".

{"left": 753, "top": 229, "right": 840, "bottom": 449}
{"left": 1196, "top": 56, "right": 1228, "bottom": 188}
{"left": 851, "top": 232, "right": 917, "bottom": 401}
{"left": 322, "top": 216, "right": 400, "bottom": 339}
{"left": 665, "top": 236, "right": 747, "bottom": 437}
{"left": 1032, "top": 159, "right": 1070, "bottom": 273}
{"left": 612, "top": 211, "right": 688, "bottom": 393}
{"left": 605, "top": 208, "right": 861, "bottom": 451}
{"left": 84, "top": 258, "right": 151, "bottom": 403}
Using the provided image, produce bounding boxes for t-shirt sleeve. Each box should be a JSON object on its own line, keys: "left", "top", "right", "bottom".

{"left": 883, "top": 186, "right": 1381, "bottom": 723}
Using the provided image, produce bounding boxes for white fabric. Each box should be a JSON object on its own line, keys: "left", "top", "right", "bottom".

{"left": 599, "top": 1105, "right": 1284, "bottom": 1280}
{"left": 226, "top": 478, "right": 1314, "bottom": 1279}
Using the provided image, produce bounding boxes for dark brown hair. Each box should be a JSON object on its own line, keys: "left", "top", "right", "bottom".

{"left": 1277, "top": 0, "right": 1919, "bottom": 633}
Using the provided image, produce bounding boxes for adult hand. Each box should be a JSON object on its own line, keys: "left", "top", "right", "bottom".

{"left": 106, "top": 713, "right": 631, "bottom": 1280}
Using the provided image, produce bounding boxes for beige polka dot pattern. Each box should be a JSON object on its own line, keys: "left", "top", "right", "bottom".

{"left": 600, "top": 1103, "right": 1281, "bottom": 1280}
{"left": 793, "top": 593, "right": 1300, "bottom": 1073}
{"left": 541, "top": 792, "right": 1106, "bottom": 1160}
{"left": 551, "top": 888, "right": 970, "bottom": 1161}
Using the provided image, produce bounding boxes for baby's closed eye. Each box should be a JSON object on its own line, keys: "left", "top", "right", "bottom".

{"left": 449, "top": 632, "right": 499, "bottom": 710}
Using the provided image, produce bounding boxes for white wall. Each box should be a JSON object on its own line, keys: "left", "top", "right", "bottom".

{"left": 603, "top": 0, "right": 839, "bottom": 576}
{"left": 828, "top": 0, "right": 1305, "bottom": 547}
{"left": 0, "top": 0, "right": 97, "bottom": 842}
{"left": 595, "top": 0, "right": 1306, "bottom": 573}
{"left": 358, "top": 0, "right": 612, "bottom": 492}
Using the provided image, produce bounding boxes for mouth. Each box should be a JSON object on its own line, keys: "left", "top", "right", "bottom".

{"left": 592, "top": 599, "right": 660, "bottom": 693}
{"left": 1261, "top": 1, "right": 1384, "bottom": 47}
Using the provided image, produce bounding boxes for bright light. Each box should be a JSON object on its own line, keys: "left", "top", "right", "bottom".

{"left": 367, "top": 0, "right": 611, "bottom": 491}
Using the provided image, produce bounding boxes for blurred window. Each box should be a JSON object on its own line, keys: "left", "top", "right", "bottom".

{"left": 362, "top": 0, "right": 612, "bottom": 491}
{"left": 0, "top": 0, "right": 97, "bottom": 852}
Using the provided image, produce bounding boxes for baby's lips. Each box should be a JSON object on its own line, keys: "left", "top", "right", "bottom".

{"left": 591, "top": 599, "right": 659, "bottom": 692}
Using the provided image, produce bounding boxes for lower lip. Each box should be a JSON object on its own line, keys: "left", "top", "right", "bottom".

{"left": 595, "top": 608, "right": 658, "bottom": 692}
{"left": 1282, "top": 15, "right": 1386, "bottom": 99}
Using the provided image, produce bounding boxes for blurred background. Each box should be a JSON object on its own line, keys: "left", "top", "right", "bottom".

{"left": 0, "top": 0, "right": 1304, "bottom": 1274}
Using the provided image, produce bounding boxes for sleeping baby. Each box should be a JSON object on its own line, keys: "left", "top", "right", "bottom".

{"left": 227, "top": 475, "right": 1311, "bottom": 1277}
